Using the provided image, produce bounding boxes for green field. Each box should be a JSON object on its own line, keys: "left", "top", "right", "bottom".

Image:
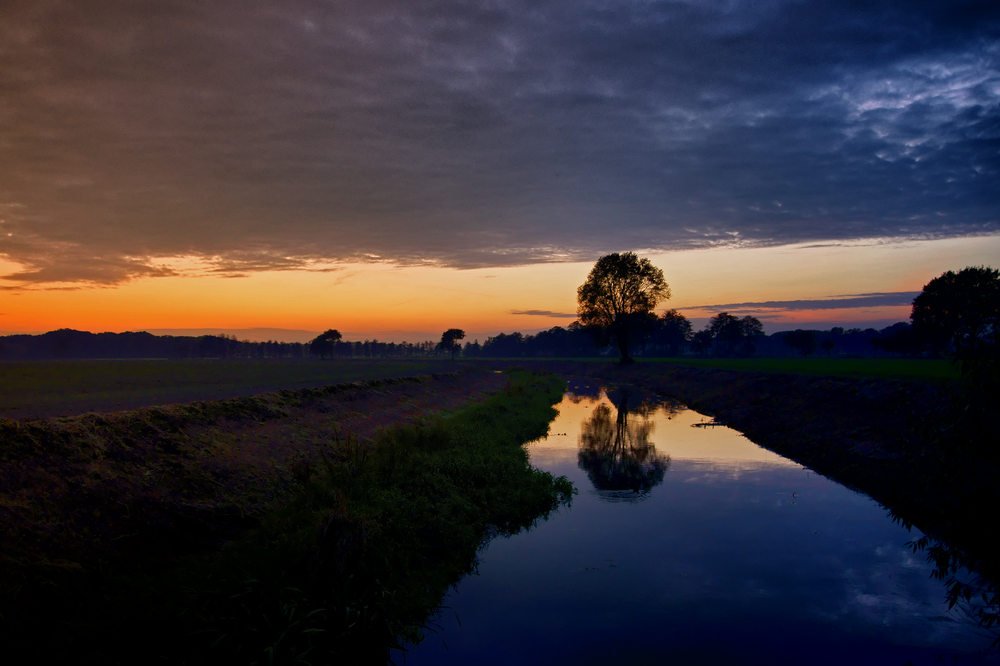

{"left": 641, "top": 356, "right": 960, "bottom": 382}
{"left": 0, "top": 358, "right": 454, "bottom": 419}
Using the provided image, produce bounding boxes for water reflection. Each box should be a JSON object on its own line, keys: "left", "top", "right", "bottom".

{"left": 402, "top": 384, "right": 998, "bottom": 665}
{"left": 907, "top": 533, "right": 1000, "bottom": 646}
{"left": 577, "top": 388, "right": 671, "bottom": 502}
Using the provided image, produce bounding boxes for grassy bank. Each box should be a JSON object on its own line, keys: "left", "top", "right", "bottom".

{"left": 1, "top": 369, "right": 572, "bottom": 664}
{"left": 0, "top": 358, "right": 452, "bottom": 419}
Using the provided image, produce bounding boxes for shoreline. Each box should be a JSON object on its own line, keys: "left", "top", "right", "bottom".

{"left": 477, "top": 359, "right": 998, "bottom": 580}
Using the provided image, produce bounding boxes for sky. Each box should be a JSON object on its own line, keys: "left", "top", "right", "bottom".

{"left": 1, "top": 0, "right": 997, "bottom": 341}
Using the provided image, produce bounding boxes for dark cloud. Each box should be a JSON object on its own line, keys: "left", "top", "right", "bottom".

{"left": 510, "top": 309, "right": 577, "bottom": 318}
{"left": 1, "top": 0, "right": 997, "bottom": 284}
{"left": 684, "top": 291, "right": 921, "bottom": 312}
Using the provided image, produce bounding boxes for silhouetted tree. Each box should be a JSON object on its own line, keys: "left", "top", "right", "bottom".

{"left": 632, "top": 312, "right": 661, "bottom": 356}
{"left": 912, "top": 267, "right": 1000, "bottom": 371}
{"left": 820, "top": 338, "right": 835, "bottom": 356}
{"left": 703, "top": 313, "right": 762, "bottom": 356}
{"left": 437, "top": 328, "right": 466, "bottom": 359}
{"left": 870, "top": 323, "right": 921, "bottom": 357}
{"left": 740, "top": 316, "right": 764, "bottom": 339}
{"left": 310, "top": 329, "right": 342, "bottom": 359}
{"left": 707, "top": 312, "right": 741, "bottom": 356}
{"left": 691, "top": 329, "right": 713, "bottom": 356}
{"left": 577, "top": 252, "right": 670, "bottom": 363}
{"left": 565, "top": 321, "right": 605, "bottom": 357}
{"left": 481, "top": 331, "right": 526, "bottom": 357}
{"left": 657, "top": 309, "right": 692, "bottom": 356}
{"left": 783, "top": 329, "right": 817, "bottom": 357}
{"left": 738, "top": 316, "right": 765, "bottom": 356}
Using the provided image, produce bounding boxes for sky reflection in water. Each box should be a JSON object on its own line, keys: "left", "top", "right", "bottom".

{"left": 401, "top": 381, "right": 995, "bottom": 665}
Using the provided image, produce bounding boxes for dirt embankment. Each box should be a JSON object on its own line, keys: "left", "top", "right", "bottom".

{"left": 0, "top": 369, "right": 508, "bottom": 571}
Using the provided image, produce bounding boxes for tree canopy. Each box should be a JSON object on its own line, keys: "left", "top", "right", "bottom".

{"left": 705, "top": 312, "right": 764, "bottom": 357}
{"left": 577, "top": 252, "right": 670, "bottom": 363}
{"left": 437, "top": 328, "right": 466, "bottom": 359}
{"left": 657, "top": 309, "right": 693, "bottom": 357}
{"left": 911, "top": 266, "right": 999, "bottom": 356}
{"left": 309, "top": 329, "right": 342, "bottom": 359}
{"left": 783, "top": 329, "right": 817, "bottom": 357}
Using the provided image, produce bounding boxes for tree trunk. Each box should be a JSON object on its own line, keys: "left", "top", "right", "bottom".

{"left": 616, "top": 324, "right": 633, "bottom": 364}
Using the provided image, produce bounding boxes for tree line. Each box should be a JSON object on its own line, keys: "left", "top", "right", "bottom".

{"left": 0, "top": 316, "right": 950, "bottom": 364}
{"left": 460, "top": 259, "right": 998, "bottom": 363}
{"left": 4, "top": 264, "right": 994, "bottom": 366}
{"left": 566, "top": 254, "right": 998, "bottom": 364}
{"left": 0, "top": 329, "right": 451, "bottom": 361}
{"left": 456, "top": 318, "right": 921, "bottom": 359}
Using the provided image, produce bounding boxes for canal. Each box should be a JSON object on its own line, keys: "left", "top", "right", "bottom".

{"left": 400, "top": 378, "right": 995, "bottom": 664}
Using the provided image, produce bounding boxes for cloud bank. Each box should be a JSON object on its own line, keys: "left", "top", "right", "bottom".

{"left": 1, "top": 0, "right": 997, "bottom": 285}
{"left": 684, "top": 292, "right": 922, "bottom": 313}
{"left": 510, "top": 310, "right": 578, "bottom": 318}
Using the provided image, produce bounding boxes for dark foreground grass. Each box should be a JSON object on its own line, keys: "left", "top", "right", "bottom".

{"left": 0, "top": 369, "right": 572, "bottom": 664}
{"left": 641, "top": 356, "right": 959, "bottom": 382}
{"left": 0, "top": 359, "right": 452, "bottom": 419}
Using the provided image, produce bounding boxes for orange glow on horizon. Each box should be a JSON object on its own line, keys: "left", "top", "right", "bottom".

{"left": 2, "top": 235, "right": 998, "bottom": 339}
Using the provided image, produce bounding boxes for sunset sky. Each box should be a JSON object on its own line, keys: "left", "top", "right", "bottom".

{"left": 1, "top": 1, "right": 997, "bottom": 342}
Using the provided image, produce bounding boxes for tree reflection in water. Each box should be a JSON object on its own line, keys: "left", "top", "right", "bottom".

{"left": 577, "top": 388, "right": 671, "bottom": 502}
{"left": 906, "top": 533, "right": 1000, "bottom": 648}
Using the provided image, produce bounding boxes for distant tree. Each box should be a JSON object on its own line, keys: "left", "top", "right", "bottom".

{"left": 783, "top": 329, "right": 817, "bottom": 357}
{"left": 738, "top": 316, "right": 765, "bottom": 356}
{"left": 704, "top": 313, "right": 763, "bottom": 357}
{"left": 482, "top": 331, "right": 526, "bottom": 357}
{"left": 707, "top": 312, "right": 742, "bottom": 356}
{"left": 567, "top": 321, "right": 604, "bottom": 357}
{"left": 820, "top": 338, "right": 835, "bottom": 356}
{"left": 740, "top": 316, "right": 764, "bottom": 339}
{"left": 632, "top": 312, "right": 661, "bottom": 356}
{"left": 463, "top": 339, "right": 482, "bottom": 358}
{"left": 657, "top": 309, "right": 692, "bottom": 356}
{"left": 701, "top": 313, "right": 764, "bottom": 357}
{"left": 437, "top": 328, "right": 466, "bottom": 359}
{"left": 871, "top": 323, "right": 922, "bottom": 357}
{"left": 911, "top": 266, "right": 1000, "bottom": 363}
{"left": 577, "top": 252, "right": 670, "bottom": 363}
{"left": 691, "top": 329, "right": 714, "bottom": 356}
{"left": 309, "top": 329, "right": 342, "bottom": 359}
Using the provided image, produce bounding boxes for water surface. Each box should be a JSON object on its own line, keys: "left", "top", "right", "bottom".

{"left": 401, "top": 380, "right": 995, "bottom": 665}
